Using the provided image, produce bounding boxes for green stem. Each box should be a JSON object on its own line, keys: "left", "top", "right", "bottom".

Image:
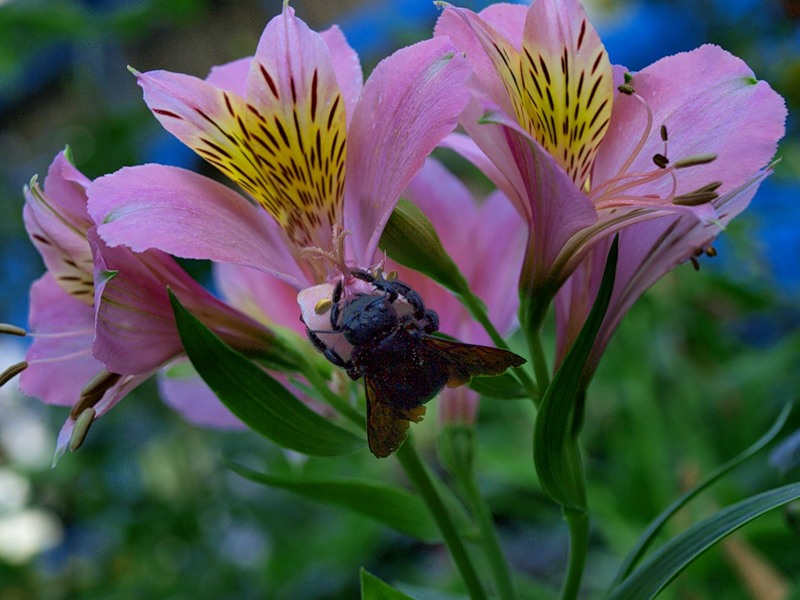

{"left": 396, "top": 439, "right": 488, "bottom": 600}
{"left": 459, "top": 289, "right": 538, "bottom": 401}
{"left": 459, "top": 461, "right": 517, "bottom": 600}
{"left": 528, "top": 326, "right": 550, "bottom": 404}
{"left": 560, "top": 507, "right": 589, "bottom": 600}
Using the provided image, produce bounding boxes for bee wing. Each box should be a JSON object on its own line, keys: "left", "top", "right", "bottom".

{"left": 423, "top": 337, "right": 526, "bottom": 388}
{"left": 365, "top": 377, "right": 426, "bottom": 458}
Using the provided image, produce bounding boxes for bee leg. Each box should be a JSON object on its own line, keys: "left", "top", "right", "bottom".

{"left": 354, "top": 270, "right": 402, "bottom": 304}
{"left": 329, "top": 280, "right": 344, "bottom": 330}
{"left": 420, "top": 308, "right": 439, "bottom": 334}
{"left": 307, "top": 329, "right": 352, "bottom": 369}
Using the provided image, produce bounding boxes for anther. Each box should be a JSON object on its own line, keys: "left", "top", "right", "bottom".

{"left": 385, "top": 270, "right": 399, "bottom": 281}
{"left": 617, "top": 83, "right": 635, "bottom": 95}
{"left": 697, "top": 181, "right": 723, "bottom": 193}
{"left": 0, "top": 361, "right": 28, "bottom": 387}
{"left": 690, "top": 256, "right": 701, "bottom": 271}
{"left": 652, "top": 153, "right": 669, "bottom": 169}
{"left": 673, "top": 154, "right": 717, "bottom": 169}
{"left": 69, "top": 407, "right": 96, "bottom": 452}
{"left": 673, "top": 191, "right": 719, "bottom": 206}
{"left": 705, "top": 246, "right": 718, "bottom": 257}
{"left": 0, "top": 324, "right": 27, "bottom": 337}
{"left": 71, "top": 371, "right": 121, "bottom": 418}
{"left": 660, "top": 125, "right": 668, "bottom": 142}
{"left": 315, "top": 298, "right": 333, "bottom": 314}
{"left": 624, "top": 72, "right": 634, "bottom": 84}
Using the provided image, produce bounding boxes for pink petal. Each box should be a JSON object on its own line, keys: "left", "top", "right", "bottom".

{"left": 158, "top": 361, "right": 245, "bottom": 430}
{"left": 244, "top": 6, "right": 348, "bottom": 251}
{"left": 136, "top": 68, "right": 247, "bottom": 166}
{"left": 206, "top": 56, "right": 252, "bottom": 96}
{"left": 345, "top": 37, "right": 472, "bottom": 264}
{"left": 594, "top": 45, "right": 786, "bottom": 201}
{"left": 461, "top": 101, "right": 597, "bottom": 291}
{"left": 19, "top": 274, "right": 98, "bottom": 407}
{"left": 477, "top": 3, "right": 528, "bottom": 48}
{"left": 23, "top": 152, "right": 95, "bottom": 301}
{"left": 88, "top": 164, "right": 309, "bottom": 289}
{"left": 435, "top": 7, "right": 519, "bottom": 118}
{"left": 89, "top": 229, "right": 185, "bottom": 375}
{"left": 213, "top": 262, "right": 307, "bottom": 334}
{"left": 439, "top": 386, "right": 480, "bottom": 426}
{"left": 522, "top": 0, "right": 613, "bottom": 188}
{"left": 440, "top": 130, "right": 528, "bottom": 221}
{"left": 319, "top": 24, "right": 363, "bottom": 123}
{"left": 90, "top": 229, "right": 273, "bottom": 375}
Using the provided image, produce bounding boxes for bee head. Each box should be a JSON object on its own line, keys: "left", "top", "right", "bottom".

{"left": 340, "top": 294, "right": 399, "bottom": 347}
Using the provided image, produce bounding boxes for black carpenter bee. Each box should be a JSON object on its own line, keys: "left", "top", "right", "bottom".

{"left": 305, "top": 269, "right": 526, "bottom": 457}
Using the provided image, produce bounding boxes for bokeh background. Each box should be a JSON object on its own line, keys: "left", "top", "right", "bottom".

{"left": 0, "top": 0, "right": 799, "bottom": 598}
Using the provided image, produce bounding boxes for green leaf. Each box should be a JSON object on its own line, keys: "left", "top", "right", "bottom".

{"left": 468, "top": 372, "right": 527, "bottom": 400}
{"left": 610, "top": 403, "right": 792, "bottom": 587}
{"left": 379, "top": 199, "right": 470, "bottom": 296}
{"left": 228, "top": 462, "right": 441, "bottom": 542}
{"left": 170, "top": 291, "right": 364, "bottom": 456}
{"left": 608, "top": 482, "right": 800, "bottom": 600}
{"left": 534, "top": 237, "right": 618, "bottom": 509}
{"left": 361, "top": 569, "right": 415, "bottom": 600}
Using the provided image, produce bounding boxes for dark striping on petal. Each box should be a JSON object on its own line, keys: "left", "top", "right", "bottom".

{"left": 153, "top": 108, "right": 183, "bottom": 119}
{"left": 310, "top": 69, "right": 318, "bottom": 122}
{"left": 260, "top": 64, "right": 280, "bottom": 99}
{"left": 577, "top": 20, "right": 587, "bottom": 51}
{"left": 327, "top": 95, "right": 340, "bottom": 130}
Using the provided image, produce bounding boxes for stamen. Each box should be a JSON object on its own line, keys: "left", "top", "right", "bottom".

{"left": 0, "top": 361, "right": 28, "bottom": 387}
{"left": 673, "top": 154, "right": 717, "bottom": 169}
{"left": 617, "top": 83, "right": 635, "bottom": 95}
{"left": 71, "top": 371, "right": 121, "bottom": 418}
{"left": 696, "top": 181, "right": 723, "bottom": 194}
{"left": 0, "top": 324, "right": 27, "bottom": 337}
{"left": 299, "top": 224, "right": 352, "bottom": 279}
{"left": 612, "top": 91, "right": 654, "bottom": 181}
{"left": 28, "top": 347, "right": 93, "bottom": 365}
{"left": 69, "top": 407, "right": 96, "bottom": 452}
{"left": 593, "top": 164, "right": 676, "bottom": 208}
{"left": 652, "top": 153, "right": 669, "bottom": 169}
{"left": 673, "top": 190, "right": 719, "bottom": 206}
{"left": 28, "top": 328, "right": 95, "bottom": 339}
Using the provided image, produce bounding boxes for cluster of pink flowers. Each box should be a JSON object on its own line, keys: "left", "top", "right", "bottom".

{"left": 3, "top": 0, "right": 785, "bottom": 459}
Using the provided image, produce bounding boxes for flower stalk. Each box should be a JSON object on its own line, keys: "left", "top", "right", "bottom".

{"left": 396, "top": 438, "right": 489, "bottom": 600}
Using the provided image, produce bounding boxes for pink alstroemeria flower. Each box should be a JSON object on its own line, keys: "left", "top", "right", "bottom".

{"left": 88, "top": 5, "right": 471, "bottom": 333}
{"left": 157, "top": 155, "right": 526, "bottom": 430}
{"left": 436, "top": 0, "right": 786, "bottom": 329}
{"left": 18, "top": 151, "right": 271, "bottom": 460}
